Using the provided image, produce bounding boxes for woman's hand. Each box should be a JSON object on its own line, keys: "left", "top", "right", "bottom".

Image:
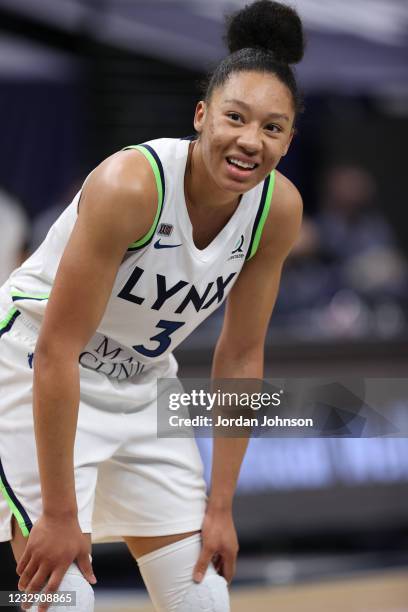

{"left": 193, "top": 507, "right": 239, "bottom": 585}
{"left": 16, "top": 514, "right": 96, "bottom": 611}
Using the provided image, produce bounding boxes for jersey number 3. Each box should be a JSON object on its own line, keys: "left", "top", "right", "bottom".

{"left": 118, "top": 267, "right": 186, "bottom": 357}
{"left": 133, "top": 319, "right": 185, "bottom": 358}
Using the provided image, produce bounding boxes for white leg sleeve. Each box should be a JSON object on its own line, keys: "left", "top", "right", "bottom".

{"left": 30, "top": 562, "right": 95, "bottom": 611}
{"left": 137, "top": 533, "right": 230, "bottom": 612}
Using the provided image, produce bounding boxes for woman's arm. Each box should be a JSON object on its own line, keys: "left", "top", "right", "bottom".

{"left": 17, "top": 150, "right": 157, "bottom": 602}
{"left": 194, "top": 172, "right": 303, "bottom": 584}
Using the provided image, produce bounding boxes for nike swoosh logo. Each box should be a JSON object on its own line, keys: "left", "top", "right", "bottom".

{"left": 154, "top": 239, "right": 182, "bottom": 249}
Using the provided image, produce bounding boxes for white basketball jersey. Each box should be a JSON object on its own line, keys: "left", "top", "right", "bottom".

{"left": 0, "top": 138, "right": 275, "bottom": 381}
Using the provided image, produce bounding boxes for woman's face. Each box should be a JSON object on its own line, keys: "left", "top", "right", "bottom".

{"left": 194, "top": 71, "right": 295, "bottom": 194}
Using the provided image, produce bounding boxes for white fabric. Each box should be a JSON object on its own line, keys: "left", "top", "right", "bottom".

{"left": 137, "top": 533, "right": 230, "bottom": 612}
{"left": 178, "top": 575, "right": 230, "bottom": 612}
{"left": 0, "top": 318, "right": 206, "bottom": 544}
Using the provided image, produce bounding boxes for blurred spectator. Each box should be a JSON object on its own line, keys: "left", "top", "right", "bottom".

{"left": 0, "top": 188, "right": 29, "bottom": 285}
{"left": 274, "top": 165, "right": 408, "bottom": 340}
{"left": 317, "top": 165, "right": 406, "bottom": 299}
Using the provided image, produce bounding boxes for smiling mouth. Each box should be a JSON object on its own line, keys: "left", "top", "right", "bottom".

{"left": 226, "top": 157, "right": 258, "bottom": 171}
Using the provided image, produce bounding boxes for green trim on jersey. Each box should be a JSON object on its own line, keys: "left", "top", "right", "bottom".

{"left": 0, "top": 306, "right": 18, "bottom": 330}
{"left": 10, "top": 291, "right": 50, "bottom": 301}
{"left": 247, "top": 170, "right": 276, "bottom": 260}
{"left": 123, "top": 144, "right": 165, "bottom": 250}
{"left": 0, "top": 479, "right": 30, "bottom": 537}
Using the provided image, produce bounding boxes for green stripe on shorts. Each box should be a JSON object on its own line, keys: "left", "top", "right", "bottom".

{"left": 0, "top": 480, "right": 30, "bottom": 538}
{"left": 0, "top": 307, "right": 30, "bottom": 537}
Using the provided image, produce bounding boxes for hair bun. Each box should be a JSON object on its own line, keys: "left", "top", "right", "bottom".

{"left": 226, "top": 0, "right": 305, "bottom": 64}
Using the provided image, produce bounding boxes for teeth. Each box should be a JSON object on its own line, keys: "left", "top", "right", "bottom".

{"left": 228, "top": 158, "right": 256, "bottom": 170}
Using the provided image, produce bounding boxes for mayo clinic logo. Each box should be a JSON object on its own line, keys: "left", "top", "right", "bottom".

{"left": 228, "top": 235, "right": 245, "bottom": 261}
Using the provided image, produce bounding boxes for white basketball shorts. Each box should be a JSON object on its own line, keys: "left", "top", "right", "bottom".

{"left": 0, "top": 309, "right": 207, "bottom": 543}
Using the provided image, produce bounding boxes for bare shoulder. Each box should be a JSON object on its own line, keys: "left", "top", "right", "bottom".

{"left": 36, "top": 149, "right": 160, "bottom": 353}
{"left": 86, "top": 149, "right": 156, "bottom": 197}
{"left": 78, "top": 149, "right": 158, "bottom": 246}
{"left": 258, "top": 169, "right": 303, "bottom": 259}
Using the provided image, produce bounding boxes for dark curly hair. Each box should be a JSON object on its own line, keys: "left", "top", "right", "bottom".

{"left": 204, "top": 1, "right": 306, "bottom": 117}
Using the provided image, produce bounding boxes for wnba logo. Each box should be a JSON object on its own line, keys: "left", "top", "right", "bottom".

{"left": 228, "top": 235, "right": 245, "bottom": 261}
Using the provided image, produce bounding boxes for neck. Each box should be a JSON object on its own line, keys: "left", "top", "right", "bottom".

{"left": 184, "top": 140, "right": 240, "bottom": 211}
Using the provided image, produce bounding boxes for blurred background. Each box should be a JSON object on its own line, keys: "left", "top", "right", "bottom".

{"left": 0, "top": 0, "right": 407, "bottom": 610}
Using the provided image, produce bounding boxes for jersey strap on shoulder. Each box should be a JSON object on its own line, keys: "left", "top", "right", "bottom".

{"left": 122, "top": 144, "right": 166, "bottom": 251}
{"left": 245, "top": 170, "right": 276, "bottom": 261}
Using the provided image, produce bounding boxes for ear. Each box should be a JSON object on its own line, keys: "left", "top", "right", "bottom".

{"left": 193, "top": 101, "right": 207, "bottom": 134}
{"left": 282, "top": 128, "right": 295, "bottom": 157}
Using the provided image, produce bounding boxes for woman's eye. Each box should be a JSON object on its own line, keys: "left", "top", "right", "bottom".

{"left": 227, "top": 112, "right": 242, "bottom": 122}
{"left": 266, "top": 124, "right": 281, "bottom": 133}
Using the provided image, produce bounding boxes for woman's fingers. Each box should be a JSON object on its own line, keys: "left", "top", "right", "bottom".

{"left": 37, "top": 567, "right": 69, "bottom": 612}
{"left": 16, "top": 546, "right": 31, "bottom": 577}
{"left": 222, "top": 551, "right": 236, "bottom": 584}
{"left": 18, "top": 556, "right": 38, "bottom": 591}
{"left": 22, "top": 566, "right": 51, "bottom": 609}
{"left": 76, "top": 549, "right": 97, "bottom": 584}
{"left": 193, "top": 543, "right": 214, "bottom": 583}
{"left": 20, "top": 565, "right": 68, "bottom": 612}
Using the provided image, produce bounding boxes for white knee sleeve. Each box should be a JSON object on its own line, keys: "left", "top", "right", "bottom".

{"left": 137, "top": 533, "right": 230, "bottom": 612}
{"left": 177, "top": 574, "right": 230, "bottom": 612}
{"left": 31, "top": 562, "right": 95, "bottom": 612}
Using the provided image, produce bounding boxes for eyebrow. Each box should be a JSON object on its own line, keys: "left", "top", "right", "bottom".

{"left": 223, "top": 98, "right": 290, "bottom": 122}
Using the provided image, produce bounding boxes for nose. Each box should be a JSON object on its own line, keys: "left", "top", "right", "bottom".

{"left": 236, "top": 124, "right": 262, "bottom": 155}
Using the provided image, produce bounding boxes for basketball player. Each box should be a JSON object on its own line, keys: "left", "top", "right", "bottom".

{"left": 0, "top": 1, "right": 305, "bottom": 610}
